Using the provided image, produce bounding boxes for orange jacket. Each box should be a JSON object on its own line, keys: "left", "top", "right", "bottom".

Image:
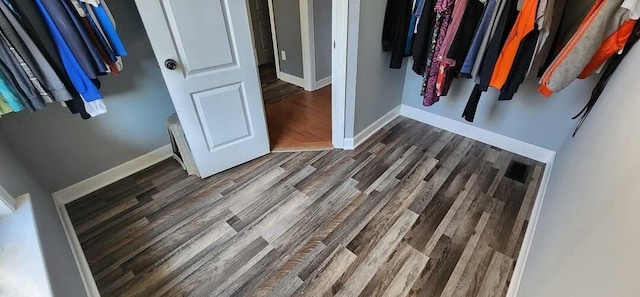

{"left": 489, "top": 0, "right": 540, "bottom": 89}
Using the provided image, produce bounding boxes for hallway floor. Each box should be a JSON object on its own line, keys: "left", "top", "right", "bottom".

{"left": 265, "top": 85, "right": 332, "bottom": 151}
{"left": 66, "top": 117, "right": 544, "bottom": 297}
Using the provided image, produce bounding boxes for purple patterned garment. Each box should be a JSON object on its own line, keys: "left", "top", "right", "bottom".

{"left": 423, "top": 0, "right": 455, "bottom": 106}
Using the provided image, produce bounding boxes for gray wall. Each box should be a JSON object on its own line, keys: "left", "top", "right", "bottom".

{"left": 313, "top": 0, "right": 332, "bottom": 80}
{"left": 518, "top": 46, "right": 640, "bottom": 297}
{"left": 0, "top": 0, "right": 176, "bottom": 192}
{"left": 346, "top": 0, "right": 406, "bottom": 137}
{"left": 0, "top": 141, "right": 86, "bottom": 297}
{"left": 273, "top": 0, "right": 304, "bottom": 78}
{"left": 401, "top": 63, "right": 598, "bottom": 151}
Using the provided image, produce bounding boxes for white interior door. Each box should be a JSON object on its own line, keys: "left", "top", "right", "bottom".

{"left": 248, "top": 0, "right": 274, "bottom": 65}
{"left": 135, "top": 0, "right": 270, "bottom": 178}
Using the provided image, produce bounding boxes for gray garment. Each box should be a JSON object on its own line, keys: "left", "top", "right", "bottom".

{"left": 38, "top": 0, "right": 102, "bottom": 79}
{"left": 543, "top": 0, "right": 630, "bottom": 93}
{"left": 0, "top": 2, "right": 73, "bottom": 102}
{"left": 59, "top": 0, "right": 107, "bottom": 74}
{"left": 528, "top": 0, "right": 566, "bottom": 78}
{"left": 472, "top": 0, "right": 505, "bottom": 79}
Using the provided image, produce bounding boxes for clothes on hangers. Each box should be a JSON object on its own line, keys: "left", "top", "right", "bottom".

{"left": 422, "top": 0, "right": 455, "bottom": 106}
{"left": 498, "top": 26, "right": 540, "bottom": 100}
{"left": 0, "top": 2, "right": 73, "bottom": 102}
{"left": 437, "top": 0, "right": 486, "bottom": 95}
{"left": 490, "top": 0, "right": 539, "bottom": 89}
{"left": 572, "top": 20, "right": 640, "bottom": 136}
{"left": 461, "top": 0, "right": 498, "bottom": 78}
{"left": 462, "top": 0, "right": 519, "bottom": 122}
{"left": 412, "top": 0, "right": 438, "bottom": 74}
{"left": 578, "top": 18, "right": 637, "bottom": 78}
{"left": 0, "top": 0, "right": 128, "bottom": 119}
{"left": 527, "top": 0, "right": 566, "bottom": 78}
{"left": 539, "top": 0, "right": 631, "bottom": 96}
{"left": 382, "top": 0, "right": 414, "bottom": 69}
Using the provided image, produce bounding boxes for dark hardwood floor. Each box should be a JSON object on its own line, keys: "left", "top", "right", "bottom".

{"left": 259, "top": 63, "right": 303, "bottom": 105}
{"left": 66, "top": 117, "right": 544, "bottom": 297}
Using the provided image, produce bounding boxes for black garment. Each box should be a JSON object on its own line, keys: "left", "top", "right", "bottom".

{"left": 438, "top": 0, "right": 485, "bottom": 96}
{"left": 477, "top": 0, "right": 519, "bottom": 90}
{"left": 499, "top": 27, "right": 540, "bottom": 100}
{"left": 411, "top": 0, "right": 437, "bottom": 74}
{"left": 462, "top": 0, "right": 519, "bottom": 122}
{"left": 447, "top": 0, "right": 485, "bottom": 70}
{"left": 462, "top": 85, "right": 483, "bottom": 122}
{"left": 9, "top": 0, "right": 90, "bottom": 118}
{"left": 572, "top": 21, "right": 640, "bottom": 136}
{"left": 382, "top": 0, "right": 414, "bottom": 69}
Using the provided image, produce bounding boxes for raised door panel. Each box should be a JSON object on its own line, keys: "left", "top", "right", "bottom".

{"left": 163, "top": 0, "right": 236, "bottom": 75}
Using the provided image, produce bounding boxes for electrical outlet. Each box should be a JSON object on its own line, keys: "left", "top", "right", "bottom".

{"left": 281, "top": 50, "right": 287, "bottom": 61}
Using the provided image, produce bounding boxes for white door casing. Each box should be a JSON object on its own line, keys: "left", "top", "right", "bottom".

{"left": 134, "top": 0, "right": 270, "bottom": 178}
{"left": 248, "top": 0, "right": 274, "bottom": 65}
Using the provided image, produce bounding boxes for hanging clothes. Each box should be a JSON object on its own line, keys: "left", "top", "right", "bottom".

{"left": 7, "top": 0, "right": 90, "bottom": 118}
{"left": 539, "top": 0, "right": 631, "bottom": 96}
{"left": 382, "top": 0, "right": 414, "bottom": 69}
{"left": 578, "top": 18, "right": 637, "bottom": 78}
{"left": 422, "top": 0, "right": 455, "bottom": 106}
{"left": 37, "top": 0, "right": 102, "bottom": 80}
{"left": 462, "top": 0, "right": 519, "bottom": 122}
{"left": 489, "top": 0, "right": 540, "bottom": 89}
{"left": 437, "top": 0, "right": 486, "bottom": 95}
{"left": 498, "top": 26, "right": 540, "bottom": 100}
{"left": 527, "top": 0, "right": 566, "bottom": 78}
{"left": 33, "top": 0, "right": 103, "bottom": 102}
{"left": 573, "top": 20, "right": 640, "bottom": 136}
{"left": 0, "top": 1, "right": 73, "bottom": 102}
{"left": 412, "top": 0, "right": 438, "bottom": 75}
{"left": 460, "top": 0, "right": 497, "bottom": 78}
{"left": 433, "top": 0, "right": 470, "bottom": 97}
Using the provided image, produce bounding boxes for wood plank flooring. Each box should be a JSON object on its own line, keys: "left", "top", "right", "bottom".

{"left": 265, "top": 85, "right": 332, "bottom": 151}
{"left": 259, "top": 63, "right": 304, "bottom": 105}
{"left": 66, "top": 117, "right": 544, "bottom": 297}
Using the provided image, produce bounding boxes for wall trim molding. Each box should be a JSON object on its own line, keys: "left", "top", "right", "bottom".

{"left": 505, "top": 154, "right": 555, "bottom": 297}
{"left": 400, "top": 104, "right": 556, "bottom": 163}
{"left": 278, "top": 72, "right": 306, "bottom": 88}
{"left": 344, "top": 106, "right": 400, "bottom": 150}
{"left": 52, "top": 145, "right": 173, "bottom": 205}
{"left": 55, "top": 201, "right": 100, "bottom": 297}
{"left": 315, "top": 76, "right": 332, "bottom": 90}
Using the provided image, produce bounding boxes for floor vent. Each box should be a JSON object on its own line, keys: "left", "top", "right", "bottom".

{"left": 505, "top": 160, "right": 530, "bottom": 183}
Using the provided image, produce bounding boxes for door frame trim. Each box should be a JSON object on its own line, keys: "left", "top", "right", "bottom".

{"left": 330, "top": 0, "right": 348, "bottom": 149}
{"left": 300, "top": 0, "right": 315, "bottom": 91}
{"left": 263, "top": 0, "right": 349, "bottom": 149}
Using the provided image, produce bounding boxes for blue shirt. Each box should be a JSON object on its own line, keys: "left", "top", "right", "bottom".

{"left": 461, "top": 0, "right": 497, "bottom": 77}
{"left": 92, "top": 3, "right": 127, "bottom": 57}
{"left": 33, "top": 0, "right": 103, "bottom": 101}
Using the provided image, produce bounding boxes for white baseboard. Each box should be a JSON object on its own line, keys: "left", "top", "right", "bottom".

{"left": 55, "top": 201, "right": 100, "bottom": 297}
{"left": 344, "top": 106, "right": 401, "bottom": 150}
{"left": 400, "top": 104, "right": 555, "bottom": 163}
{"left": 505, "top": 154, "right": 555, "bottom": 297}
{"left": 314, "top": 76, "right": 332, "bottom": 90}
{"left": 52, "top": 145, "right": 173, "bottom": 205}
{"left": 278, "top": 72, "right": 306, "bottom": 88}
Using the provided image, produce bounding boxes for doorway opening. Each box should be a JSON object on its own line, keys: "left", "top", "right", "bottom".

{"left": 248, "top": 0, "right": 333, "bottom": 151}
